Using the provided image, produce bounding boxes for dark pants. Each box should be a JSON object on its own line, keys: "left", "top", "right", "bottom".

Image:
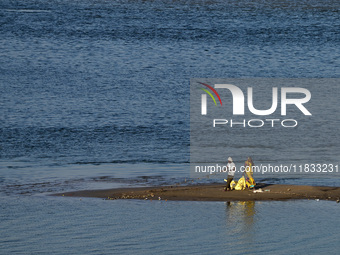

{"left": 225, "top": 176, "right": 234, "bottom": 190}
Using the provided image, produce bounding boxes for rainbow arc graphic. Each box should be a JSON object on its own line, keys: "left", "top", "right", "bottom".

{"left": 199, "top": 82, "right": 222, "bottom": 115}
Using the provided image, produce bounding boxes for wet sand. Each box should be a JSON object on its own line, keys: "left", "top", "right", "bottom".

{"left": 54, "top": 183, "right": 340, "bottom": 202}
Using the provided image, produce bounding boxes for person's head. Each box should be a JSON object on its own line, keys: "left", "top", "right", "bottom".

{"left": 228, "top": 157, "right": 233, "bottom": 163}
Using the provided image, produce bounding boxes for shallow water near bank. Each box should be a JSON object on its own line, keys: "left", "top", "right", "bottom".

{"left": 1, "top": 196, "right": 339, "bottom": 254}
{"left": 1, "top": 162, "right": 339, "bottom": 254}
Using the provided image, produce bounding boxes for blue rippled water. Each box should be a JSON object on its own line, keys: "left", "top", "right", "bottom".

{"left": 0, "top": 0, "right": 339, "bottom": 254}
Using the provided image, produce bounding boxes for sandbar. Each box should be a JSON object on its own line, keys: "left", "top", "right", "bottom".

{"left": 54, "top": 183, "right": 340, "bottom": 202}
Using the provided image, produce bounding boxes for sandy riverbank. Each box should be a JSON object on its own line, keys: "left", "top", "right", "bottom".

{"left": 54, "top": 183, "right": 340, "bottom": 202}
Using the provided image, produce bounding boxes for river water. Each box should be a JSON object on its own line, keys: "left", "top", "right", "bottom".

{"left": 1, "top": 0, "right": 339, "bottom": 254}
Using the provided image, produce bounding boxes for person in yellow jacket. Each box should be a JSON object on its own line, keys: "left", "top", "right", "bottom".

{"left": 244, "top": 157, "right": 256, "bottom": 188}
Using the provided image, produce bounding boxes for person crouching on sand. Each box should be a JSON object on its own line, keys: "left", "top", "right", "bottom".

{"left": 224, "top": 157, "right": 236, "bottom": 191}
